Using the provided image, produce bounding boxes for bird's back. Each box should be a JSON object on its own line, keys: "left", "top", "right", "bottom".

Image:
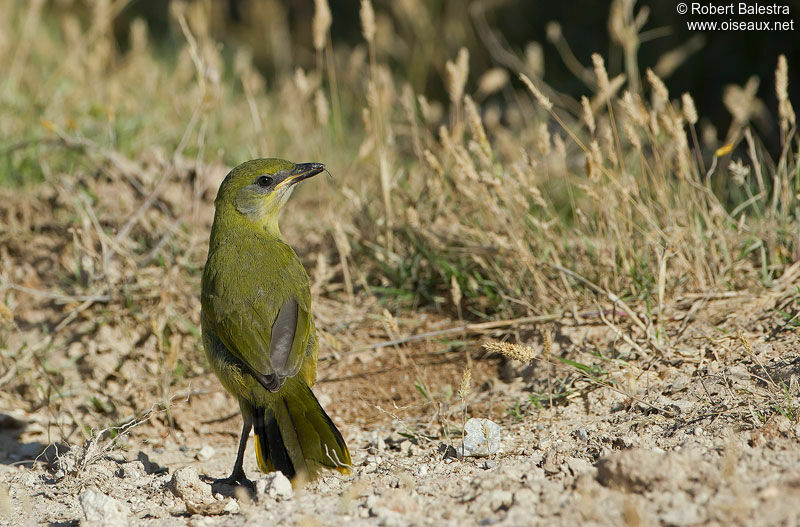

{"left": 201, "top": 215, "right": 317, "bottom": 395}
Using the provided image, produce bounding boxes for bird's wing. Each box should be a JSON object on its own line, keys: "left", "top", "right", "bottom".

{"left": 268, "top": 298, "right": 311, "bottom": 378}
{"left": 203, "top": 249, "right": 312, "bottom": 386}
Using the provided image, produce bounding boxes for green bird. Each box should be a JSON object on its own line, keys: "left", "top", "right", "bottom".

{"left": 201, "top": 158, "right": 351, "bottom": 486}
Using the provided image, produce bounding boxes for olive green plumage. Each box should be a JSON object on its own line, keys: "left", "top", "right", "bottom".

{"left": 201, "top": 158, "right": 350, "bottom": 485}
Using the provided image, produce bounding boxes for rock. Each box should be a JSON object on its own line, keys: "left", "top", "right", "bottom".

{"left": 482, "top": 460, "right": 497, "bottom": 470}
{"left": 169, "top": 466, "right": 213, "bottom": 503}
{"left": 79, "top": 488, "right": 129, "bottom": 526}
{"left": 542, "top": 450, "right": 562, "bottom": 475}
{"left": 255, "top": 471, "right": 293, "bottom": 501}
{"left": 457, "top": 418, "right": 502, "bottom": 457}
{"left": 196, "top": 445, "right": 216, "bottom": 461}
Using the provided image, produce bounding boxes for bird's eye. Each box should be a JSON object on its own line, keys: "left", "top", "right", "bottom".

{"left": 256, "top": 175, "right": 273, "bottom": 187}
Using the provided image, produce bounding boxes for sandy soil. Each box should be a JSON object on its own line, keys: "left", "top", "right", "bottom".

{"left": 2, "top": 289, "right": 799, "bottom": 526}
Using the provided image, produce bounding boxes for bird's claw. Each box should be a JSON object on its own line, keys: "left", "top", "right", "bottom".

{"left": 216, "top": 471, "right": 254, "bottom": 490}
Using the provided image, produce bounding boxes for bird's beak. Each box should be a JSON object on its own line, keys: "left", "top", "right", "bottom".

{"left": 275, "top": 163, "right": 325, "bottom": 190}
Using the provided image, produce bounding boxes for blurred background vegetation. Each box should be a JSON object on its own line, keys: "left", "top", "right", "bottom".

{"left": 117, "top": 0, "right": 800, "bottom": 151}
{"left": 1, "top": 0, "right": 798, "bottom": 324}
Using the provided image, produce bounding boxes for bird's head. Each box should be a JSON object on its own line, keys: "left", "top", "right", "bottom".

{"left": 214, "top": 158, "right": 325, "bottom": 234}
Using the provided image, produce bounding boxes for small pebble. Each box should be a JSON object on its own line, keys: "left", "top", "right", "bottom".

{"left": 256, "top": 472, "right": 293, "bottom": 501}
{"left": 482, "top": 460, "right": 497, "bottom": 470}
{"left": 575, "top": 428, "right": 590, "bottom": 442}
{"left": 196, "top": 445, "right": 216, "bottom": 461}
{"left": 223, "top": 499, "right": 239, "bottom": 514}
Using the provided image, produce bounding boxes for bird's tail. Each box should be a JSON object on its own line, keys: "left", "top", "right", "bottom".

{"left": 252, "top": 381, "right": 351, "bottom": 483}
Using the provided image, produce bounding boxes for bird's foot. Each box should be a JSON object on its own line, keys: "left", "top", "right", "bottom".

{"left": 215, "top": 470, "right": 254, "bottom": 490}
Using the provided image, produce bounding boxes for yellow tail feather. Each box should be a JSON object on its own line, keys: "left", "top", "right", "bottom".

{"left": 253, "top": 433, "right": 274, "bottom": 472}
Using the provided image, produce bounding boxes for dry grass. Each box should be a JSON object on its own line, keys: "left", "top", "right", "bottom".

{"left": 0, "top": 0, "right": 798, "bottom": 443}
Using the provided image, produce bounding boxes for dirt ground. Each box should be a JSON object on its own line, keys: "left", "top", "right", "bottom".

{"left": 2, "top": 287, "right": 799, "bottom": 526}
{"left": 1, "top": 162, "right": 799, "bottom": 526}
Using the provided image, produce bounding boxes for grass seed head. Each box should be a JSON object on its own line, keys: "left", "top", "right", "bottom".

{"left": 483, "top": 341, "right": 537, "bottom": 362}
{"left": 312, "top": 0, "right": 332, "bottom": 51}
{"left": 646, "top": 68, "right": 669, "bottom": 107}
{"left": 477, "top": 68, "right": 509, "bottom": 97}
{"left": 458, "top": 367, "right": 472, "bottom": 400}
{"left": 623, "top": 119, "right": 641, "bottom": 150}
{"left": 542, "top": 329, "right": 552, "bottom": 360}
{"left": 775, "top": 55, "right": 796, "bottom": 129}
{"left": 464, "top": 95, "right": 489, "bottom": 152}
{"left": 519, "top": 73, "right": 552, "bottom": 111}
{"left": 360, "top": 0, "right": 376, "bottom": 44}
{"left": 776, "top": 54, "right": 788, "bottom": 104}
{"left": 681, "top": 92, "right": 698, "bottom": 125}
{"left": 592, "top": 53, "right": 610, "bottom": 95}
{"left": 445, "top": 47, "right": 470, "bottom": 104}
{"left": 581, "top": 96, "right": 596, "bottom": 135}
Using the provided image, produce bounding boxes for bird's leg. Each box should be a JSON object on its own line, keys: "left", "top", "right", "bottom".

{"left": 217, "top": 416, "right": 254, "bottom": 488}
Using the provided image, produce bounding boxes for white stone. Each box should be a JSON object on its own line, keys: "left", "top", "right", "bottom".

{"left": 223, "top": 498, "right": 240, "bottom": 514}
{"left": 257, "top": 471, "right": 293, "bottom": 501}
{"left": 457, "top": 418, "right": 502, "bottom": 457}
{"left": 79, "top": 488, "right": 129, "bottom": 526}
{"left": 196, "top": 445, "right": 216, "bottom": 461}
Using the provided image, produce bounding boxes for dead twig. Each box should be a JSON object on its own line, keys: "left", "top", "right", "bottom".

{"left": 4, "top": 283, "right": 110, "bottom": 305}
{"left": 359, "top": 313, "right": 562, "bottom": 351}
